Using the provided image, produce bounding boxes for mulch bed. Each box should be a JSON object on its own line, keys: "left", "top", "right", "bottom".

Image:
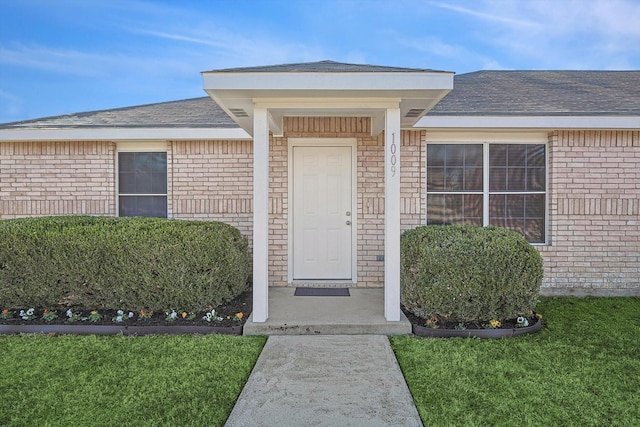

{"left": 1, "top": 290, "right": 542, "bottom": 338}
{"left": 0, "top": 291, "right": 252, "bottom": 335}
{"left": 402, "top": 305, "right": 542, "bottom": 338}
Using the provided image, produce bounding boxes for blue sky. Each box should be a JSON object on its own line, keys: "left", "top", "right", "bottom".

{"left": 1, "top": 0, "right": 639, "bottom": 123}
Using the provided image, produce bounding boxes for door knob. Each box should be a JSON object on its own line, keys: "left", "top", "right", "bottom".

{"left": 346, "top": 220, "right": 351, "bottom": 226}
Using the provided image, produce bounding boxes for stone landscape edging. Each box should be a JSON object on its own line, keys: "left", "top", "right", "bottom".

{"left": 0, "top": 324, "right": 243, "bottom": 336}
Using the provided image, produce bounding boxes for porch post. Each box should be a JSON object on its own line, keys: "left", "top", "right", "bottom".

{"left": 384, "top": 107, "right": 401, "bottom": 321}
{"left": 252, "top": 107, "right": 269, "bottom": 322}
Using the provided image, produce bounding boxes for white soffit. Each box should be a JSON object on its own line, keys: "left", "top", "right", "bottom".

{"left": 202, "top": 72, "right": 454, "bottom": 135}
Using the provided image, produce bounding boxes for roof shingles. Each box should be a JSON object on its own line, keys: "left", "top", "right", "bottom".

{"left": 2, "top": 66, "right": 639, "bottom": 130}
{"left": 427, "top": 70, "right": 640, "bottom": 116}
{"left": 0, "top": 97, "right": 237, "bottom": 130}
{"left": 205, "top": 60, "right": 443, "bottom": 73}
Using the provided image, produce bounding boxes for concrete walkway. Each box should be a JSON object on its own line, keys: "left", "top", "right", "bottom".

{"left": 225, "top": 335, "right": 423, "bottom": 427}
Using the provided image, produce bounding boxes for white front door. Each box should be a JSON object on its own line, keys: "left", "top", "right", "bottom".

{"left": 292, "top": 145, "right": 353, "bottom": 280}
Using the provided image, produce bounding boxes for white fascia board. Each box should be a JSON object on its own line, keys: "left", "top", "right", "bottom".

{"left": 253, "top": 97, "right": 402, "bottom": 110}
{"left": 203, "top": 72, "right": 454, "bottom": 92}
{"left": 416, "top": 116, "right": 640, "bottom": 130}
{"left": 0, "top": 127, "right": 251, "bottom": 141}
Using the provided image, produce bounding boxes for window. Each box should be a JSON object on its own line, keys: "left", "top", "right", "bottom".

{"left": 118, "top": 152, "right": 167, "bottom": 217}
{"left": 427, "top": 143, "right": 546, "bottom": 243}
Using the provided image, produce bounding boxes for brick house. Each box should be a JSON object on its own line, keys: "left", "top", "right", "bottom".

{"left": 1, "top": 61, "right": 639, "bottom": 324}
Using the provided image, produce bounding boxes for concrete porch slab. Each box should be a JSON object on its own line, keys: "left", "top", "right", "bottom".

{"left": 243, "top": 287, "right": 412, "bottom": 335}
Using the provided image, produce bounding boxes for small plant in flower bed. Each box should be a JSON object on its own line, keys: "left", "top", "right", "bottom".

{"left": 139, "top": 309, "right": 154, "bottom": 319}
{"left": 164, "top": 310, "right": 197, "bottom": 322}
{"left": 112, "top": 310, "right": 135, "bottom": 323}
{"left": 202, "top": 309, "right": 224, "bottom": 322}
{"left": 66, "top": 309, "right": 83, "bottom": 322}
{"left": 41, "top": 309, "right": 58, "bottom": 322}
{"left": 20, "top": 308, "right": 36, "bottom": 320}
{"left": 88, "top": 310, "right": 102, "bottom": 323}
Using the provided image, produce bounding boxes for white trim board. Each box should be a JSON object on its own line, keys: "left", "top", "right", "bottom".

{"left": 0, "top": 127, "right": 252, "bottom": 141}
{"left": 417, "top": 116, "right": 640, "bottom": 130}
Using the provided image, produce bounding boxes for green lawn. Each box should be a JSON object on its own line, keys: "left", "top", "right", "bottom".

{"left": 390, "top": 297, "right": 640, "bottom": 426}
{"left": 0, "top": 334, "right": 266, "bottom": 427}
{"left": 1, "top": 298, "right": 638, "bottom": 427}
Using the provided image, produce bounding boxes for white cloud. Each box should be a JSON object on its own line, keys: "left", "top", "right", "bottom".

{"left": 391, "top": 32, "right": 507, "bottom": 71}
{"left": 428, "top": 1, "right": 539, "bottom": 28}
{"left": 131, "top": 29, "right": 231, "bottom": 49}
{"left": 0, "top": 43, "right": 193, "bottom": 78}
{"left": 430, "top": 0, "right": 640, "bottom": 69}
{"left": 0, "top": 44, "right": 103, "bottom": 76}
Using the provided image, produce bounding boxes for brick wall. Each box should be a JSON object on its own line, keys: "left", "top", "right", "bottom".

{"left": 400, "top": 130, "right": 426, "bottom": 230}
{"left": 4, "top": 128, "right": 637, "bottom": 295}
{"left": 268, "top": 119, "right": 425, "bottom": 287}
{"left": 539, "top": 130, "right": 640, "bottom": 295}
{"left": 170, "top": 140, "right": 253, "bottom": 238}
{"left": 168, "top": 121, "right": 424, "bottom": 289}
{"left": 357, "top": 132, "right": 385, "bottom": 287}
{"left": 273, "top": 117, "right": 389, "bottom": 287}
{"left": 0, "top": 128, "right": 432, "bottom": 289}
{"left": 274, "top": 117, "right": 376, "bottom": 286}
{"left": 269, "top": 135, "right": 288, "bottom": 285}
{"left": 0, "top": 141, "right": 115, "bottom": 218}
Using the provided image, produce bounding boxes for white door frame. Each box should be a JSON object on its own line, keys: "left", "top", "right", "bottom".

{"left": 288, "top": 138, "right": 358, "bottom": 284}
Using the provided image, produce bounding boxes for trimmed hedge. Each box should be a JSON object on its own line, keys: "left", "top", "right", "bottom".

{"left": 401, "top": 225, "right": 543, "bottom": 323}
{"left": 0, "top": 216, "right": 250, "bottom": 311}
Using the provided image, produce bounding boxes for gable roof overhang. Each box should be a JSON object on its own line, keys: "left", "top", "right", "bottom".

{"left": 416, "top": 70, "right": 640, "bottom": 131}
{"left": 201, "top": 61, "right": 454, "bottom": 136}
{"left": 0, "top": 97, "right": 252, "bottom": 141}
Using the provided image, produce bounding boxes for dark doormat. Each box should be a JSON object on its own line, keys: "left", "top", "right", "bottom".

{"left": 294, "top": 287, "right": 350, "bottom": 297}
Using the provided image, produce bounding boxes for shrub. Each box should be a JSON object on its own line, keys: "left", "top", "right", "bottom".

{"left": 0, "top": 216, "right": 250, "bottom": 311}
{"left": 401, "top": 225, "right": 543, "bottom": 323}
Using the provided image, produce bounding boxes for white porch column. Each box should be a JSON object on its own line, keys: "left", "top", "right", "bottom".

{"left": 252, "top": 107, "right": 269, "bottom": 322}
{"left": 384, "top": 107, "right": 401, "bottom": 321}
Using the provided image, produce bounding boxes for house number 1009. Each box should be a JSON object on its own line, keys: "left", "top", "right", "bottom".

{"left": 390, "top": 133, "right": 397, "bottom": 177}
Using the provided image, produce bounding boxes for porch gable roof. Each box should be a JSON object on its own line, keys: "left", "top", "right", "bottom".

{"left": 206, "top": 60, "right": 442, "bottom": 73}
{"left": 202, "top": 60, "right": 454, "bottom": 136}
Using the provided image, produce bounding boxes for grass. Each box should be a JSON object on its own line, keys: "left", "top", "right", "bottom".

{"left": 1, "top": 298, "right": 638, "bottom": 426}
{"left": 0, "top": 334, "right": 266, "bottom": 427}
{"left": 390, "top": 297, "right": 640, "bottom": 426}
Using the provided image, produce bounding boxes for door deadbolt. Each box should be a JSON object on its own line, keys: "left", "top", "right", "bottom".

{"left": 346, "top": 211, "right": 351, "bottom": 216}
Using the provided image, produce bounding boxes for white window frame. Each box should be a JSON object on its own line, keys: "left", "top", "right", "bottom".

{"left": 116, "top": 141, "right": 169, "bottom": 218}
{"left": 425, "top": 132, "right": 548, "bottom": 245}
